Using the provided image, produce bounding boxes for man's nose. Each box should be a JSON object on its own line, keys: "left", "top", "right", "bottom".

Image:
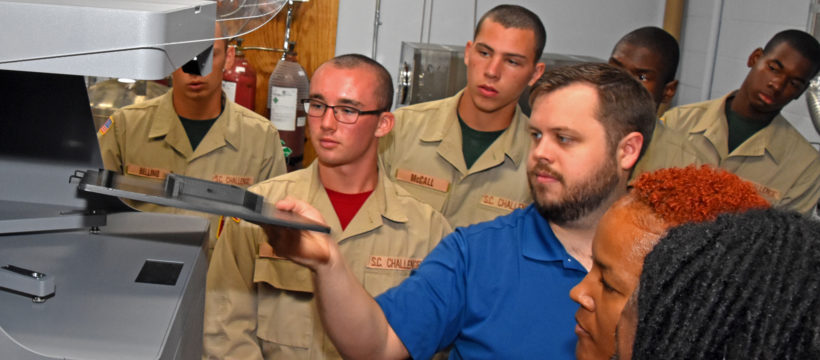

{"left": 530, "top": 138, "right": 556, "bottom": 164}
{"left": 320, "top": 107, "right": 338, "bottom": 130}
{"left": 485, "top": 56, "right": 503, "bottom": 79}
{"left": 769, "top": 74, "right": 786, "bottom": 92}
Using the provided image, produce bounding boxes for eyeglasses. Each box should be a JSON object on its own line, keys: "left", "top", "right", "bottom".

{"left": 301, "top": 99, "right": 385, "bottom": 124}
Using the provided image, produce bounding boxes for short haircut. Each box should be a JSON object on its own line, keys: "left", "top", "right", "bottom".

{"left": 763, "top": 29, "right": 820, "bottom": 78}
{"left": 529, "top": 62, "right": 656, "bottom": 161}
{"left": 614, "top": 26, "right": 680, "bottom": 83}
{"left": 474, "top": 4, "right": 547, "bottom": 62}
{"left": 629, "top": 165, "right": 769, "bottom": 227}
{"left": 632, "top": 208, "right": 820, "bottom": 359}
{"left": 328, "top": 54, "right": 394, "bottom": 110}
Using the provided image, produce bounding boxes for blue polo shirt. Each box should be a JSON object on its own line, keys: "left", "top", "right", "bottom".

{"left": 376, "top": 205, "right": 587, "bottom": 359}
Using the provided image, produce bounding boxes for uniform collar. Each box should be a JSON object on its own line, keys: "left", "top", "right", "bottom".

{"left": 376, "top": 166, "right": 412, "bottom": 224}
{"left": 688, "top": 92, "right": 732, "bottom": 158}
{"left": 690, "top": 91, "right": 788, "bottom": 164}
{"left": 730, "top": 115, "right": 790, "bottom": 164}
{"left": 418, "top": 89, "right": 529, "bottom": 173}
{"left": 520, "top": 205, "right": 586, "bottom": 272}
{"left": 147, "top": 90, "right": 239, "bottom": 160}
{"left": 305, "top": 161, "right": 408, "bottom": 242}
{"left": 418, "top": 90, "right": 462, "bottom": 143}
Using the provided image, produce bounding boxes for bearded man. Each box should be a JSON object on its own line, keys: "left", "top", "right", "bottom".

{"left": 256, "top": 63, "right": 656, "bottom": 360}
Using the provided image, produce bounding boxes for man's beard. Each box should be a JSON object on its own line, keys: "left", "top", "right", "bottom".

{"left": 528, "top": 157, "right": 620, "bottom": 225}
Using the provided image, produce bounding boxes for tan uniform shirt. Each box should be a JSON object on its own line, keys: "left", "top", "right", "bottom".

{"left": 662, "top": 92, "right": 820, "bottom": 214}
{"left": 629, "top": 119, "right": 709, "bottom": 182}
{"left": 97, "top": 90, "right": 287, "bottom": 253}
{"left": 203, "top": 162, "right": 452, "bottom": 360}
{"left": 379, "top": 90, "right": 532, "bottom": 228}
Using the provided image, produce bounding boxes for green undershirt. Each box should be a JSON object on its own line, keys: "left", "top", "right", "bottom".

{"left": 725, "top": 99, "right": 771, "bottom": 153}
{"left": 178, "top": 98, "right": 225, "bottom": 151}
{"left": 179, "top": 116, "right": 218, "bottom": 151}
{"left": 458, "top": 112, "right": 504, "bottom": 169}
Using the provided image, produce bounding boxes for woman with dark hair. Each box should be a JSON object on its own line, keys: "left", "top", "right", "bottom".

{"left": 617, "top": 208, "right": 820, "bottom": 359}
{"left": 571, "top": 165, "right": 768, "bottom": 360}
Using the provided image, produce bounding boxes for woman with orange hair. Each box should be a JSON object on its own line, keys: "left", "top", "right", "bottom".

{"left": 570, "top": 165, "right": 769, "bottom": 360}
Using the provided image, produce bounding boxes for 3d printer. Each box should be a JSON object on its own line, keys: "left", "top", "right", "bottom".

{"left": 0, "top": 1, "right": 329, "bottom": 358}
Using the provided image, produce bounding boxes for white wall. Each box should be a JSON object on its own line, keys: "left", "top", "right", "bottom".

{"left": 675, "top": 0, "right": 719, "bottom": 107}
{"left": 336, "top": 0, "right": 665, "bottom": 108}
{"left": 336, "top": 0, "right": 819, "bottom": 142}
{"left": 677, "top": 0, "right": 818, "bottom": 143}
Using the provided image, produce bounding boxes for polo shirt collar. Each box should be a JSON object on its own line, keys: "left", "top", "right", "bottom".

{"left": 520, "top": 205, "right": 577, "bottom": 265}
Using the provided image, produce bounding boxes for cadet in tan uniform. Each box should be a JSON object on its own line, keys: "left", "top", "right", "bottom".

{"left": 203, "top": 54, "right": 451, "bottom": 360}
{"left": 251, "top": 63, "right": 658, "bottom": 360}
{"left": 662, "top": 30, "right": 820, "bottom": 215}
{"left": 97, "top": 37, "right": 287, "bottom": 255}
{"left": 379, "top": 5, "right": 546, "bottom": 228}
{"left": 607, "top": 26, "right": 707, "bottom": 180}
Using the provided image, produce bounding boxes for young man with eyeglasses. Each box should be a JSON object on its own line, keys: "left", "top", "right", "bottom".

{"left": 203, "top": 54, "right": 451, "bottom": 360}
{"left": 379, "top": 4, "right": 546, "bottom": 228}
{"left": 253, "top": 63, "right": 657, "bottom": 359}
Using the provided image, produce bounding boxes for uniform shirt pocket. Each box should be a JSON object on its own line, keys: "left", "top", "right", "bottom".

{"left": 254, "top": 258, "right": 314, "bottom": 349}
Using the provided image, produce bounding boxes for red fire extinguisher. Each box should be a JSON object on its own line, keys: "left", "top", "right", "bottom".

{"left": 222, "top": 38, "right": 257, "bottom": 111}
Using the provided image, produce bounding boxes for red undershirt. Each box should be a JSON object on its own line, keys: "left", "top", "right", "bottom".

{"left": 325, "top": 187, "right": 374, "bottom": 230}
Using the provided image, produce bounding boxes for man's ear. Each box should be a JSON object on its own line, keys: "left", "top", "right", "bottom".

{"left": 463, "top": 41, "right": 474, "bottom": 67}
{"left": 374, "top": 111, "right": 394, "bottom": 138}
{"left": 661, "top": 79, "right": 679, "bottom": 105}
{"left": 747, "top": 47, "right": 764, "bottom": 68}
{"left": 528, "top": 62, "right": 546, "bottom": 86}
{"left": 617, "top": 131, "right": 644, "bottom": 171}
{"left": 224, "top": 44, "right": 236, "bottom": 71}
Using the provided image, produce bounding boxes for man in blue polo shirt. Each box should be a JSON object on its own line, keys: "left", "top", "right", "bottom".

{"left": 263, "top": 63, "right": 656, "bottom": 359}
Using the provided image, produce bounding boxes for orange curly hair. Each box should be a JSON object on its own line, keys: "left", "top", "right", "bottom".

{"left": 630, "top": 165, "right": 770, "bottom": 226}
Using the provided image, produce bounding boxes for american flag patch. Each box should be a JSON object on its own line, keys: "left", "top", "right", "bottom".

{"left": 97, "top": 117, "right": 113, "bottom": 136}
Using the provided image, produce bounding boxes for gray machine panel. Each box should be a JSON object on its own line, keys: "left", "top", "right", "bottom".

{"left": 0, "top": 0, "right": 217, "bottom": 80}
{"left": 0, "top": 1, "right": 216, "bottom": 357}
{"left": 0, "top": 1, "right": 289, "bottom": 358}
{"left": 0, "top": 212, "right": 208, "bottom": 360}
{"left": 0, "top": 60, "right": 210, "bottom": 360}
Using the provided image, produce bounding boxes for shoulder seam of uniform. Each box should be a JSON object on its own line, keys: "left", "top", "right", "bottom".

{"left": 235, "top": 106, "right": 272, "bottom": 125}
